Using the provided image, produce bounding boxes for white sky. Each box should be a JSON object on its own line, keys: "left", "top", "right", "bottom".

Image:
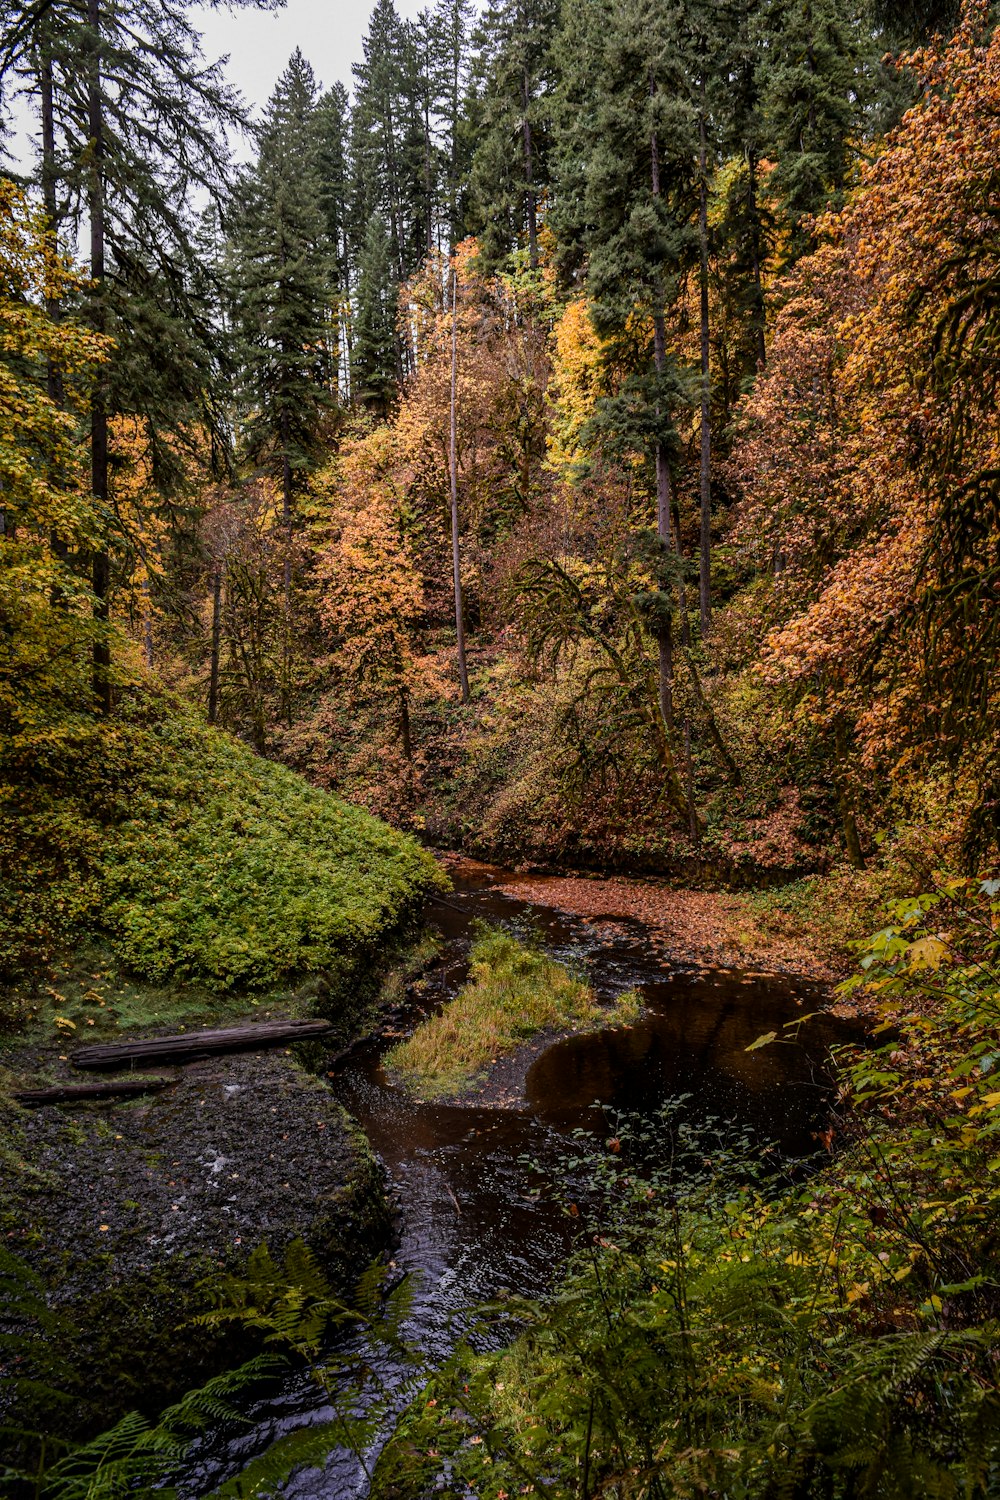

{"left": 6, "top": 0, "right": 428, "bottom": 171}
{"left": 191, "top": 0, "right": 427, "bottom": 120}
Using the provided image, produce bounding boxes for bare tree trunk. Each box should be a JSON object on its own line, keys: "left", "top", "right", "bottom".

{"left": 208, "top": 564, "right": 222, "bottom": 724}
{"left": 683, "top": 647, "right": 741, "bottom": 785}
{"left": 88, "top": 0, "right": 111, "bottom": 714}
{"left": 747, "top": 148, "right": 767, "bottom": 369}
{"left": 40, "top": 31, "right": 72, "bottom": 603}
{"left": 142, "top": 577, "right": 154, "bottom": 670}
{"left": 450, "top": 267, "right": 470, "bottom": 704}
{"left": 650, "top": 105, "right": 676, "bottom": 742}
{"left": 684, "top": 717, "right": 699, "bottom": 840}
{"left": 280, "top": 409, "right": 293, "bottom": 726}
{"left": 399, "top": 686, "right": 413, "bottom": 762}
{"left": 522, "top": 69, "right": 538, "bottom": 270}
{"left": 657, "top": 611, "right": 675, "bottom": 740}
{"left": 40, "top": 41, "right": 63, "bottom": 409}
{"left": 697, "top": 85, "right": 712, "bottom": 637}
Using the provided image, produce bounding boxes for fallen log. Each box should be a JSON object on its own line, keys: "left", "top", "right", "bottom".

{"left": 71, "top": 1017, "right": 332, "bottom": 1071}
{"left": 14, "top": 1077, "right": 176, "bottom": 1106}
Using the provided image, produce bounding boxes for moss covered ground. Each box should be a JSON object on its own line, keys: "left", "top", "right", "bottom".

{"left": 0, "top": 686, "right": 445, "bottom": 1001}
{"left": 385, "top": 928, "right": 641, "bottom": 1100}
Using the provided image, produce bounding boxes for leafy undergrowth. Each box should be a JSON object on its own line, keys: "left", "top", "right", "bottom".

{"left": 385, "top": 927, "right": 641, "bottom": 1099}
{"left": 0, "top": 687, "right": 445, "bottom": 1007}
{"left": 367, "top": 878, "right": 1000, "bottom": 1498}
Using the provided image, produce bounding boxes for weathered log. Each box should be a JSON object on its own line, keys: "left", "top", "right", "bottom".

{"left": 14, "top": 1077, "right": 176, "bottom": 1106}
{"left": 70, "top": 1018, "right": 332, "bottom": 1071}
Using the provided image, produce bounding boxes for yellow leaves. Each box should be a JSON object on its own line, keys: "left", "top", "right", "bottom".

{"left": 906, "top": 936, "right": 949, "bottom": 971}
{"left": 546, "top": 297, "right": 606, "bottom": 476}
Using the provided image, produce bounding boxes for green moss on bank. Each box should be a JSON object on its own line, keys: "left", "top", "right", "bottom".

{"left": 0, "top": 687, "right": 445, "bottom": 998}
{"left": 385, "top": 928, "right": 641, "bottom": 1099}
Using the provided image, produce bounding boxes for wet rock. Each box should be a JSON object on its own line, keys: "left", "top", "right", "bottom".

{"left": 0, "top": 1049, "right": 390, "bottom": 1440}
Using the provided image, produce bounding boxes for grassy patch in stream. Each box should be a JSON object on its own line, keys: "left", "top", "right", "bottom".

{"left": 385, "top": 928, "right": 641, "bottom": 1100}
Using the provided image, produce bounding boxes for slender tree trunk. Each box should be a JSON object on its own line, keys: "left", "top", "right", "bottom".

{"left": 141, "top": 577, "right": 154, "bottom": 670}
{"left": 88, "top": 0, "right": 111, "bottom": 714}
{"left": 449, "top": 267, "right": 470, "bottom": 704}
{"left": 280, "top": 408, "right": 293, "bottom": 726}
{"left": 650, "top": 105, "right": 676, "bottom": 741}
{"left": 40, "top": 41, "right": 63, "bottom": 410}
{"left": 399, "top": 687, "right": 413, "bottom": 762}
{"left": 449, "top": 10, "right": 461, "bottom": 249}
{"left": 522, "top": 69, "right": 538, "bottom": 270}
{"left": 747, "top": 148, "right": 767, "bottom": 369}
{"left": 421, "top": 70, "right": 434, "bottom": 256}
{"left": 208, "top": 564, "right": 223, "bottom": 724}
{"left": 697, "top": 84, "right": 712, "bottom": 636}
{"left": 684, "top": 717, "right": 699, "bottom": 840}
{"left": 40, "top": 32, "right": 71, "bottom": 600}
{"left": 683, "top": 648, "right": 741, "bottom": 785}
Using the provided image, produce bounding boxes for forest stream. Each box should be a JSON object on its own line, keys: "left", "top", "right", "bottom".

{"left": 177, "top": 861, "right": 862, "bottom": 1498}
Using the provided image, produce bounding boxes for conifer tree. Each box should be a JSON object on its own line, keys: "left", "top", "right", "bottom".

{"left": 315, "top": 82, "right": 353, "bottom": 400}
{"left": 553, "top": 0, "right": 700, "bottom": 804}
{"left": 470, "top": 0, "right": 560, "bottom": 271}
{"left": 234, "top": 50, "right": 332, "bottom": 496}
{"left": 232, "top": 49, "right": 332, "bottom": 720}
{"left": 1, "top": 0, "right": 254, "bottom": 711}
{"left": 352, "top": 215, "right": 399, "bottom": 414}
{"left": 757, "top": 0, "right": 864, "bottom": 257}
{"left": 427, "top": 0, "right": 476, "bottom": 250}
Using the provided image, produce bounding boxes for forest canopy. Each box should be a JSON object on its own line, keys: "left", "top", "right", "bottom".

{"left": 0, "top": 0, "right": 996, "bottom": 882}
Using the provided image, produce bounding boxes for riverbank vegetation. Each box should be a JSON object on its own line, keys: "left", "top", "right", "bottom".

{"left": 2, "top": 685, "right": 442, "bottom": 1011}
{"left": 385, "top": 927, "right": 640, "bottom": 1098}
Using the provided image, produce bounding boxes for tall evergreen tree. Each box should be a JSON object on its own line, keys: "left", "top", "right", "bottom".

{"left": 470, "top": 0, "right": 560, "bottom": 271}
{"left": 552, "top": 0, "right": 701, "bottom": 804}
{"left": 232, "top": 49, "right": 332, "bottom": 717}
{"left": 427, "top": 0, "right": 477, "bottom": 250}
{"left": 352, "top": 214, "right": 399, "bottom": 414}
{"left": 757, "top": 0, "right": 865, "bottom": 257}
{"left": 1, "top": 0, "right": 253, "bottom": 710}
{"left": 235, "top": 49, "right": 332, "bottom": 487}
{"left": 315, "top": 81, "right": 353, "bottom": 400}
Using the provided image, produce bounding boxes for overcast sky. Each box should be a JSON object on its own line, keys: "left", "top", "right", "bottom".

{"left": 7, "top": 0, "right": 428, "bottom": 170}
{"left": 190, "top": 0, "right": 427, "bottom": 118}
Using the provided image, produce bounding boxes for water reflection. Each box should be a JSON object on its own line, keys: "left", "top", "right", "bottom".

{"left": 177, "top": 862, "right": 861, "bottom": 1498}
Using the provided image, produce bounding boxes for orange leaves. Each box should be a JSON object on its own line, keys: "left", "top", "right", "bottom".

{"left": 730, "top": 5, "right": 1000, "bottom": 777}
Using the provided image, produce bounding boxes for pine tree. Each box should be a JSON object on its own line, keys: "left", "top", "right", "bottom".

{"left": 232, "top": 49, "right": 332, "bottom": 721}
{"left": 352, "top": 215, "right": 399, "bottom": 414}
{"left": 552, "top": 0, "right": 701, "bottom": 809}
{"left": 315, "top": 82, "right": 353, "bottom": 400}
{"left": 757, "top": 0, "right": 865, "bottom": 257}
{"left": 429, "top": 0, "right": 477, "bottom": 249}
{"left": 469, "top": 0, "right": 561, "bottom": 271}
{"left": 235, "top": 49, "right": 332, "bottom": 488}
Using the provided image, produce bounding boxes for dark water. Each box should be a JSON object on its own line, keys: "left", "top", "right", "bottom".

{"left": 179, "top": 862, "right": 859, "bottom": 1498}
